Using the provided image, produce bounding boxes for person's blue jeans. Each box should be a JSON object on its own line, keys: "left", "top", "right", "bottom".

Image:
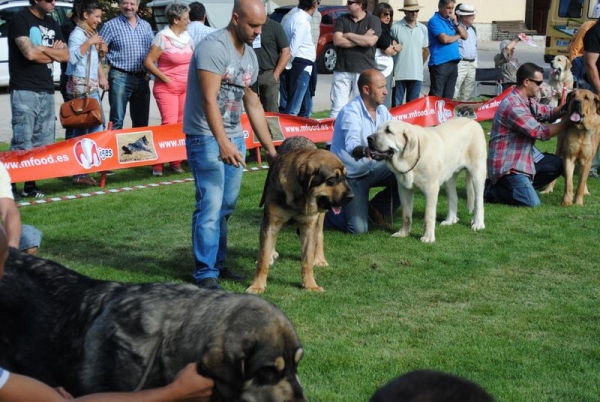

{"left": 393, "top": 80, "right": 422, "bottom": 106}
{"left": 20, "top": 224, "right": 42, "bottom": 251}
{"left": 284, "top": 70, "right": 311, "bottom": 116}
{"left": 186, "top": 135, "right": 246, "bottom": 281}
{"left": 324, "top": 162, "right": 400, "bottom": 234}
{"left": 428, "top": 61, "right": 459, "bottom": 99}
{"left": 9, "top": 89, "right": 55, "bottom": 151}
{"left": 72, "top": 91, "right": 105, "bottom": 136}
{"left": 485, "top": 153, "right": 563, "bottom": 207}
{"left": 108, "top": 69, "right": 150, "bottom": 129}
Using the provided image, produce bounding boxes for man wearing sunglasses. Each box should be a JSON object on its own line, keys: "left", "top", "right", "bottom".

{"left": 329, "top": 0, "right": 381, "bottom": 118}
{"left": 485, "top": 63, "right": 573, "bottom": 207}
{"left": 7, "top": 0, "right": 69, "bottom": 199}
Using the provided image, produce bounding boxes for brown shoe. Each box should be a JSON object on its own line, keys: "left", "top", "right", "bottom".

{"left": 72, "top": 176, "right": 97, "bottom": 186}
{"left": 368, "top": 204, "right": 386, "bottom": 227}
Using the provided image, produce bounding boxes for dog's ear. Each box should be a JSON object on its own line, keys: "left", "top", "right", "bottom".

{"left": 401, "top": 128, "right": 417, "bottom": 154}
{"left": 198, "top": 346, "right": 246, "bottom": 399}
{"left": 566, "top": 57, "right": 572, "bottom": 70}
{"left": 595, "top": 94, "right": 600, "bottom": 116}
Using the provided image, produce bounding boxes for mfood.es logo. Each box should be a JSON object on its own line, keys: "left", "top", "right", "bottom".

{"left": 73, "top": 138, "right": 113, "bottom": 169}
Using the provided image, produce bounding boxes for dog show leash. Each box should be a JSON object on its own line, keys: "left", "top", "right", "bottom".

{"left": 398, "top": 138, "right": 421, "bottom": 175}
{"left": 134, "top": 337, "right": 163, "bottom": 391}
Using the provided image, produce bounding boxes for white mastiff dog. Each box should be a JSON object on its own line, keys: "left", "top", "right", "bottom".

{"left": 367, "top": 117, "right": 487, "bottom": 243}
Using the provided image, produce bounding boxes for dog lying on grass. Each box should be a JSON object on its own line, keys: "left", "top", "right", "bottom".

{"left": 0, "top": 250, "right": 307, "bottom": 401}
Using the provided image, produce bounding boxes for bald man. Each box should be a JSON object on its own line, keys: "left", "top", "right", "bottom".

{"left": 325, "top": 69, "right": 400, "bottom": 234}
{"left": 183, "top": 0, "right": 278, "bottom": 289}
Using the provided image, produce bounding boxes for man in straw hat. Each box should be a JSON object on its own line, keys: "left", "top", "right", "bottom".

{"left": 427, "top": 0, "right": 467, "bottom": 99}
{"left": 390, "top": 0, "right": 429, "bottom": 106}
{"left": 454, "top": 3, "right": 478, "bottom": 101}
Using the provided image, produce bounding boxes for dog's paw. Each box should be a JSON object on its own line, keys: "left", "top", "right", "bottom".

{"left": 246, "top": 285, "right": 266, "bottom": 294}
{"left": 313, "top": 258, "right": 329, "bottom": 267}
{"left": 440, "top": 217, "right": 459, "bottom": 226}
{"left": 420, "top": 234, "right": 436, "bottom": 243}
{"left": 391, "top": 229, "right": 410, "bottom": 238}
{"left": 303, "top": 285, "right": 325, "bottom": 292}
{"left": 471, "top": 221, "right": 485, "bottom": 231}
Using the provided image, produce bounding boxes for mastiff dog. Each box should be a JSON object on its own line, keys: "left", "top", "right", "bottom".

{"left": 367, "top": 117, "right": 487, "bottom": 243}
{"left": 541, "top": 89, "right": 600, "bottom": 206}
{"left": 246, "top": 136, "right": 353, "bottom": 294}
{"left": 0, "top": 250, "right": 307, "bottom": 402}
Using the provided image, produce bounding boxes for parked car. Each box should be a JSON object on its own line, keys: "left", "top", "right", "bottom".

{"left": 269, "top": 5, "right": 347, "bottom": 74}
{"left": 0, "top": 0, "right": 74, "bottom": 87}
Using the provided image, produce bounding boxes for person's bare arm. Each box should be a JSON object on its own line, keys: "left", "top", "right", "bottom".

{"left": 144, "top": 45, "right": 169, "bottom": 83}
{"left": 584, "top": 51, "right": 600, "bottom": 94}
{"left": 273, "top": 47, "right": 291, "bottom": 83}
{"left": 333, "top": 31, "right": 355, "bottom": 48}
{"left": 42, "top": 39, "right": 69, "bottom": 63}
{"left": 15, "top": 36, "right": 54, "bottom": 63}
{"left": 243, "top": 87, "right": 277, "bottom": 161}
{"left": 422, "top": 47, "right": 430, "bottom": 64}
{"left": 0, "top": 363, "right": 213, "bottom": 402}
{"left": 343, "top": 29, "right": 378, "bottom": 47}
{"left": 199, "top": 70, "right": 246, "bottom": 167}
{"left": 0, "top": 198, "right": 21, "bottom": 250}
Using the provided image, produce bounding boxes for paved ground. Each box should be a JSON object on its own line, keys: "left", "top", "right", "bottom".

{"left": 0, "top": 39, "right": 546, "bottom": 144}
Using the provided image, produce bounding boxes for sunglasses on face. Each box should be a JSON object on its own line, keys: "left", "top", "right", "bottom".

{"left": 382, "top": 12, "right": 391, "bottom": 17}
{"left": 406, "top": 10, "right": 419, "bottom": 13}
{"left": 528, "top": 78, "right": 543, "bottom": 86}
{"left": 347, "top": 1, "right": 358, "bottom": 5}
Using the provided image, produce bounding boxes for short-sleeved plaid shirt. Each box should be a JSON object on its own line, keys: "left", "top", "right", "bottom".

{"left": 488, "top": 87, "right": 554, "bottom": 183}
{"left": 99, "top": 14, "right": 153, "bottom": 73}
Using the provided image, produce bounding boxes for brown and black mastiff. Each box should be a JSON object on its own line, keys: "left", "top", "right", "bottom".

{"left": 0, "top": 250, "right": 307, "bottom": 402}
{"left": 246, "top": 137, "right": 353, "bottom": 294}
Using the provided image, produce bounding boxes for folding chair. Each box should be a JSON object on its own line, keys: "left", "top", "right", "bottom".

{"left": 474, "top": 68, "right": 504, "bottom": 98}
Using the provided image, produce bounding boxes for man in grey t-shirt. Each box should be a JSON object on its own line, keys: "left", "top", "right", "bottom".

{"left": 183, "top": 0, "right": 277, "bottom": 290}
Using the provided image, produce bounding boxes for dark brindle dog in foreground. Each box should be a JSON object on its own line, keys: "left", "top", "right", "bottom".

{"left": 246, "top": 136, "right": 353, "bottom": 294}
{"left": 0, "top": 250, "right": 306, "bottom": 401}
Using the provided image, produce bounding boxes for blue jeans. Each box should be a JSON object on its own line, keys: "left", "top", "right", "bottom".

{"left": 283, "top": 70, "right": 311, "bottom": 116}
{"left": 393, "top": 80, "right": 422, "bottom": 106}
{"left": 324, "top": 162, "right": 400, "bottom": 234}
{"left": 20, "top": 225, "right": 42, "bottom": 251}
{"left": 485, "top": 153, "right": 563, "bottom": 207}
{"left": 428, "top": 61, "right": 459, "bottom": 98}
{"left": 9, "top": 89, "right": 55, "bottom": 151}
{"left": 186, "top": 135, "right": 246, "bottom": 281}
{"left": 72, "top": 91, "right": 105, "bottom": 137}
{"left": 108, "top": 69, "right": 150, "bottom": 129}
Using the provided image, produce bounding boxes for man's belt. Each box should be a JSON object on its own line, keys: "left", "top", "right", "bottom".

{"left": 111, "top": 66, "right": 146, "bottom": 78}
{"left": 462, "top": 58, "right": 476, "bottom": 62}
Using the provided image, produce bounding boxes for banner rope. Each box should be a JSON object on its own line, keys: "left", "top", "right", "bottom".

{"left": 16, "top": 165, "right": 270, "bottom": 208}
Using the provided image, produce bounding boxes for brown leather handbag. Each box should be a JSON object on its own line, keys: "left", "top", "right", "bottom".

{"left": 60, "top": 50, "right": 103, "bottom": 130}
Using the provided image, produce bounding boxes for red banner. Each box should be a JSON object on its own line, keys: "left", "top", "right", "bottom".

{"left": 0, "top": 90, "right": 509, "bottom": 184}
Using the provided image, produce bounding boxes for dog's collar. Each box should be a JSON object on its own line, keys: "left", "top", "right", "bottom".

{"left": 398, "top": 138, "right": 421, "bottom": 174}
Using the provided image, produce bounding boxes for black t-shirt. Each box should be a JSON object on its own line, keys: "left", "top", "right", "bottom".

{"left": 8, "top": 8, "right": 64, "bottom": 92}
{"left": 334, "top": 12, "right": 382, "bottom": 73}
{"left": 253, "top": 18, "right": 289, "bottom": 72}
{"left": 583, "top": 21, "right": 600, "bottom": 74}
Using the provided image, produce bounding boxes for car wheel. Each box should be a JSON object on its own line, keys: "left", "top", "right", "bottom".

{"left": 318, "top": 43, "right": 336, "bottom": 74}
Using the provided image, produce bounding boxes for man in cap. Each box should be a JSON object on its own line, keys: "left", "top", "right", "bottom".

{"left": 390, "top": 0, "right": 429, "bottom": 106}
{"left": 427, "top": 0, "right": 467, "bottom": 98}
{"left": 454, "top": 3, "right": 478, "bottom": 101}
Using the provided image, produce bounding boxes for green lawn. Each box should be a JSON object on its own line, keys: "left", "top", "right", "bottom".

{"left": 12, "top": 125, "right": 600, "bottom": 401}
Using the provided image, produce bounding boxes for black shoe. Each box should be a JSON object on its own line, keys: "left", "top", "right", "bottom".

{"left": 219, "top": 267, "right": 243, "bottom": 281}
{"left": 196, "top": 277, "right": 221, "bottom": 290}
{"left": 21, "top": 188, "right": 45, "bottom": 199}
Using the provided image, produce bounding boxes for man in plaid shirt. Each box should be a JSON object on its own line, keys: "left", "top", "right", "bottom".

{"left": 485, "top": 63, "right": 573, "bottom": 207}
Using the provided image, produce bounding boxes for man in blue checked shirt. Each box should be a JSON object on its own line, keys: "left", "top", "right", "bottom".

{"left": 100, "top": 0, "right": 153, "bottom": 130}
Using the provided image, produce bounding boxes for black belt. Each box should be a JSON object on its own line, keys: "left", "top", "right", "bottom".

{"left": 462, "top": 58, "right": 476, "bottom": 62}
{"left": 111, "top": 66, "right": 146, "bottom": 78}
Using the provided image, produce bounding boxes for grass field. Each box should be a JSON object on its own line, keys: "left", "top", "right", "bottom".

{"left": 11, "top": 125, "right": 600, "bottom": 401}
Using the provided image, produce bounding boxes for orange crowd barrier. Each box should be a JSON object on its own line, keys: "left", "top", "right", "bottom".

{"left": 0, "top": 89, "right": 510, "bottom": 185}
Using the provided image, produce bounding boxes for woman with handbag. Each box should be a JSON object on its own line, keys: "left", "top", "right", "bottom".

{"left": 66, "top": 1, "right": 108, "bottom": 186}
{"left": 143, "top": 3, "right": 193, "bottom": 177}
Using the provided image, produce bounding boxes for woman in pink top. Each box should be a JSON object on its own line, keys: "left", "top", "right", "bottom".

{"left": 144, "top": 3, "right": 193, "bottom": 177}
